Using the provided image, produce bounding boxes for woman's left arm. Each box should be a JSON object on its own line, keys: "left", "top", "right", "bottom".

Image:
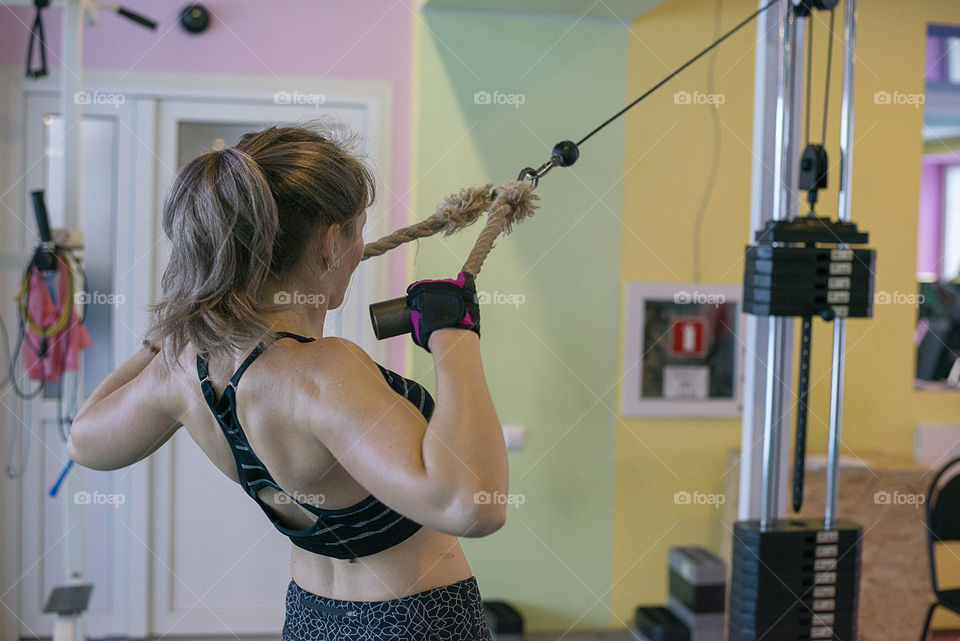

{"left": 67, "top": 343, "right": 185, "bottom": 471}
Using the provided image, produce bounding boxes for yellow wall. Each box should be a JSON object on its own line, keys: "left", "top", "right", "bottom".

{"left": 613, "top": 0, "right": 960, "bottom": 625}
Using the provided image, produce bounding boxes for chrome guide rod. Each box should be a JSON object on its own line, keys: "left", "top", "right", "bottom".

{"left": 826, "top": 0, "right": 857, "bottom": 530}
{"left": 761, "top": 0, "right": 801, "bottom": 529}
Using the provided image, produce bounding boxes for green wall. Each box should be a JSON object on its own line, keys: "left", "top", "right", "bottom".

{"left": 412, "top": 10, "right": 627, "bottom": 631}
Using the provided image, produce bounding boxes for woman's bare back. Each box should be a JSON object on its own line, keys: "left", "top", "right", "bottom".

{"left": 170, "top": 336, "right": 473, "bottom": 600}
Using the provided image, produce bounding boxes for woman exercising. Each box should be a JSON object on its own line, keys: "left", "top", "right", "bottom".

{"left": 67, "top": 124, "right": 508, "bottom": 640}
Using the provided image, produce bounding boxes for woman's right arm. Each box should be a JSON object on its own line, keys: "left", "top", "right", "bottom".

{"left": 298, "top": 331, "right": 508, "bottom": 538}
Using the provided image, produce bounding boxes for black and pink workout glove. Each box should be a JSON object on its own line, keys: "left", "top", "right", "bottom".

{"left": 405, "top": 271, "right": 481, "bottom": 352}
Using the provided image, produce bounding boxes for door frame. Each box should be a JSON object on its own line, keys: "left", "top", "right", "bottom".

{"left": 19, "top": 91, "right": 151, "bottom": 639}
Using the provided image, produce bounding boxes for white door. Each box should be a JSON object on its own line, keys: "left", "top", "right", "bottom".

{"left": 149, "top": 95, "right": 391, "bottom": 636}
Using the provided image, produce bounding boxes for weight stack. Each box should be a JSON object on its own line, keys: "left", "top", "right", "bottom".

{"left": 729, "top": 519, "right": 862, "bottom": 641}
{"left": 742, "top": 217, "right": 876, "bottom": 320}
{"left": 667, "top": 547, "right": 725, "bottom": 641}
{"left": 743, "top": 246, "right": 875, "bottom": 318}
{"left": 482, "top": 600, "right": 523, "bottom": 637}
{"left": 634, "top": 606, "right": 689, "bottom": 641}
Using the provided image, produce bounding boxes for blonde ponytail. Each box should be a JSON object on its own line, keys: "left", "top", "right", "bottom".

{"left": 146, "top": 123, "right": 376, "bottom": 373}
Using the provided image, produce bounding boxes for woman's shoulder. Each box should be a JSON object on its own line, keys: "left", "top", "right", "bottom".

{"left": 279, "top": 336, "right": 384, "bottom": 390}
{"left": 287, "top": 335, "right": 369, "bottom": 364}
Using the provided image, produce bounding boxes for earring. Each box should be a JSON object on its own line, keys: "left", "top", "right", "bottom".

{"left": 326, "top": 254, "right": 341, "bottom": 271}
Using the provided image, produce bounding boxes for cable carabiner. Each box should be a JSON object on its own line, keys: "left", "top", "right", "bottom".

{"left": 516, "top": 140, "right": 580, "bottom": 189}
{"left": 517, "top": 160, "right": 555, "bottom": 188}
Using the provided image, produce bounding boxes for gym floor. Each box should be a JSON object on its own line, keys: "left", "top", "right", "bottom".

{"left": 155, "top": 635, "right": 960, "bottom": 641}
{"left": 149, "top": 631, "right": 960, "bottom": 641}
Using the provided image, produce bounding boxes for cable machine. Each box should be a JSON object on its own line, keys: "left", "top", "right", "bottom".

{"left": 732, "top": 1, "right": 869, "bottom": 639}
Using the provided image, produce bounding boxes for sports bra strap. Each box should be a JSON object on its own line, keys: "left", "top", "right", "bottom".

{"left": 227, "top": 342, "right": 268, "bottom": 388}
{"left": 196, "top": 331, "right": 318, "bottom": 402}
{"left": 272, "top": 331, "right": 317, "bottom": 343}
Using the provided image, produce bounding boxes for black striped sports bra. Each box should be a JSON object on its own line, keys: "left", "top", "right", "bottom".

{"left": 196, "top": 331, "right": 431, "bottom": 559}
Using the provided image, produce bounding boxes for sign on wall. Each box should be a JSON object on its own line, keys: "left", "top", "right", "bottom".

{"left": 621, "top": 282, "right": 743, "bottom": 417}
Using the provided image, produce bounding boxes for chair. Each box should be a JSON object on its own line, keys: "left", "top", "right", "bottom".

{"left": 919, "top": 456, "right": 960, "bottom": 641}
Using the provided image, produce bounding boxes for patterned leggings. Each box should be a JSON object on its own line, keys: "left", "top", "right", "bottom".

{"left": 281, "top": 576, "right": 494, "bottom": 641}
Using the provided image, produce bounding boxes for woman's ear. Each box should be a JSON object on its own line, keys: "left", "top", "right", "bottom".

{"left": 318, "top": 222, "right": 342, "bottom": 264}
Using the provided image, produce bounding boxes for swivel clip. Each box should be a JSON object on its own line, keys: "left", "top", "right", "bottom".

{"left": 516, "top": 140, "right": 580, "bottom": 188}
{"left": 517, "top": 161, "right": 555, "bottom": 188}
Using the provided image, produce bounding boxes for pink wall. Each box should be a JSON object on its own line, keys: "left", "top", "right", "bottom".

{"left": 926, "top": 35, "right": 946, "bottom": 83}
{"left": 919, "top": 152, "right": 960, "bottom": 277}
{"left": 1, "top": 0, "right": 415, "bottom": 369}
{"left": 919, "top": 161, "right": 945, "bottom": 276}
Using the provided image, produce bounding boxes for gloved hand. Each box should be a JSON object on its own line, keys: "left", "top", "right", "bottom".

{"left": 406, "top": 271, "right": 480, "bottom": 352}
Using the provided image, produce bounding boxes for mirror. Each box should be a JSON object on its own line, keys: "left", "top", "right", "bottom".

{"left": 916, "top": 25, "right": 960, "bottom": 389}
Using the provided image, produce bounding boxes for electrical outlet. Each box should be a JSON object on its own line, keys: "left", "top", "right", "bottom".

{"left": 503, "top": 425, "right": 525, "bottom": 451}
